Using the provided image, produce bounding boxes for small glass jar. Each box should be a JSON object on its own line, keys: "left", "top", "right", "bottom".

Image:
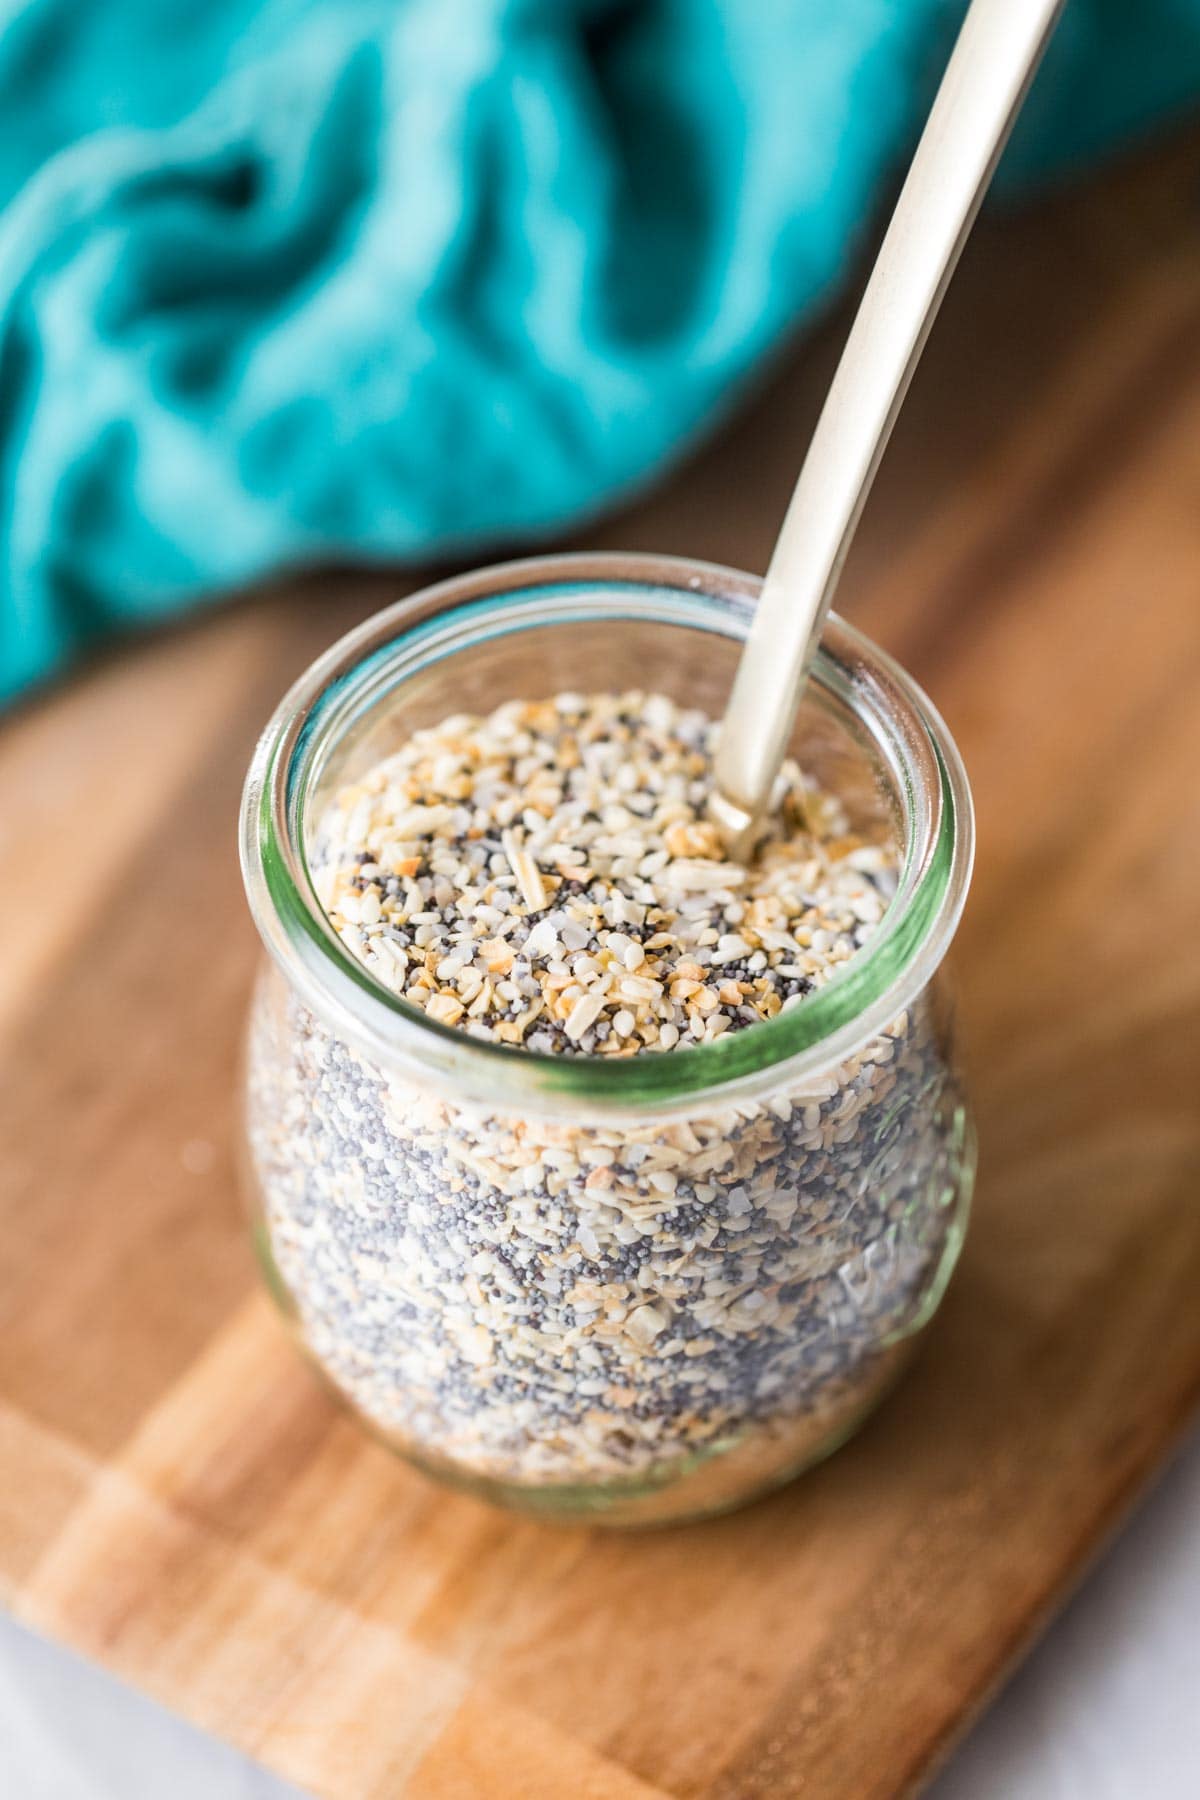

{"left": 239, "top": 553, "right": 975, "bottom": 1526}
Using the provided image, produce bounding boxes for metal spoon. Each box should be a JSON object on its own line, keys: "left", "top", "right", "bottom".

{"left": 711, "top": 0, "right": 1064, "bottom": 856}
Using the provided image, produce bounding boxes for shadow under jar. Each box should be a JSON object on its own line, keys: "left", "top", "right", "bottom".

{"left": 239, "top": 553, "right": 976, "bottom": 1526}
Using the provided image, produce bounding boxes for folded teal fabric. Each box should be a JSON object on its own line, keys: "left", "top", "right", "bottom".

{"left": 3, "top": 0, "right": 1199, "bottom": 701}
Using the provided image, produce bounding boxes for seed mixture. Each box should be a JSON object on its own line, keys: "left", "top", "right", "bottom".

{"left": 247, "top": 692, "right": 970, "bottom": 1514}
{"left": 311, "top": 691, "right": 893, "bottom": 1052}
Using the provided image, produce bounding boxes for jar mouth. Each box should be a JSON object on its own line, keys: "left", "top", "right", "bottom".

{"left": 241, "top": 552, "right": 974, "bottom": 1118}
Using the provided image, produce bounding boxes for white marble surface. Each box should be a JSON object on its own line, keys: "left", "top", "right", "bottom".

{"left": 0, "top": 1616, "right": 301, "bottom": 1799}
{"left": 3, "top": 1427, "right": 1199, "bottom": 1799}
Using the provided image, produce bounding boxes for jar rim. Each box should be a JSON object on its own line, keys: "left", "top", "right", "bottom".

{"left": 240, "top": 552, "right": 974, "bottom": 1119}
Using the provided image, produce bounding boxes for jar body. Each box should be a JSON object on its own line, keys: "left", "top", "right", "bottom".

{"left": 240, "top": 553, "right": 976, "bottom": 1525}
{"left": 244, "top": 958, "right": 972, "bottom": 1524}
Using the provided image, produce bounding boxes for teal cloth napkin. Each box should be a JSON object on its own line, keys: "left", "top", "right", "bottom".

{"left": 3, "top": 0, "right": 1199, "bottom": 701}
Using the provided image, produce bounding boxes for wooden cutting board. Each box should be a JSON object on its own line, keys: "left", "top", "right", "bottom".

{"left": 2, "top": 131, "right": 1199, "bottom": 1800}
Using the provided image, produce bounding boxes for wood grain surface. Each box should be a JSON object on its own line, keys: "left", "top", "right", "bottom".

{"left": 2, "top": 132, "right": 1200, "bottom": 1800}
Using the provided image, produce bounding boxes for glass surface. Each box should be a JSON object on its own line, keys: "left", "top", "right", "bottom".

{"left": 240, "top": 554, "right": 976, "bottom": 1524}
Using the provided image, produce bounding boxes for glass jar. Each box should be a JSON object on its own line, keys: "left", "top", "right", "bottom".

{"left": 239, "top": 552, "right": 975, "bottom": 1526}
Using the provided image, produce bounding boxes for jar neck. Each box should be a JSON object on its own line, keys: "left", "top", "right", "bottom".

{"left": 240, "top": 553, "right": 973, "bottom": 1121}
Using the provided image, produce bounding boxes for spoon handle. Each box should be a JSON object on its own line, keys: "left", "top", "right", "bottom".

{"left": 713, "top": 0, "right": 1064, "bottom": 845}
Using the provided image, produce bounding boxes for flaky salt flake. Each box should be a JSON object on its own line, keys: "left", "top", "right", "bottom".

{"left": 625, "top": 1303, "right": 669, "bottom": 1348}
{"left": 390, "top": 803, "right": 454, "bottom": 837}
{"left": 658, "top": 858, "right": 746, "bottom": 892}
{"left": 523, "top": 917, "right": 559, "bottom": 959}
{"left": 563, "top": 988, "right": 607, "bottom": 1043}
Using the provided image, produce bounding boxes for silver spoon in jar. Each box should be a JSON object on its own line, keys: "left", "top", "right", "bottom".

{"left": 711, "top": 0, "right": 1064, "bottom": 858}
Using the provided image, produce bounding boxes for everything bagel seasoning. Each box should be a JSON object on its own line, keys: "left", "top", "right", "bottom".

{"left": 246, "top": 692, "right": 968, "bottom": 1512}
